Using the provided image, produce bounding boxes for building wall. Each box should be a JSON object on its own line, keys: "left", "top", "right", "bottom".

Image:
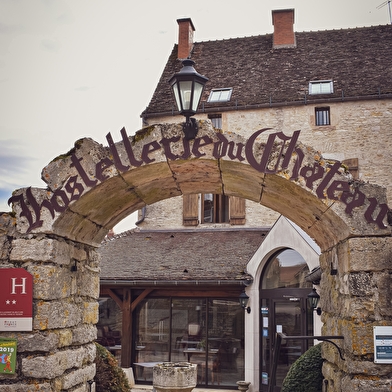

{"left": 139, "top": 196, "right": 280, "bottom": 230}
{"left": 140, "top": 98, "right": 392, "bottom": 230}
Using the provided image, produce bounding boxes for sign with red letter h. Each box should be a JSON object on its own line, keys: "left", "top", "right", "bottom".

{"left": 0, "top": 269, "right": 33, "bottom": 331}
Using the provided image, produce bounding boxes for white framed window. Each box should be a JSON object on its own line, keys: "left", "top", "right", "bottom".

{"left": 208, "top": 114, "right": 222, "bottom": 129}
{"left": 309, "top": 80, "right": 334, "bottom": 95}
{"left": 208, "top": 88, "right": 233, "bottom": 102}
{"left": 315, "top": 107, "right": 331, "bottom": 126}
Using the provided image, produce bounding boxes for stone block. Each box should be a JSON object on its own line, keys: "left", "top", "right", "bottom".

{"left": 33, "top": 300, "right": 82, "bottom": 330}
{"left": 72, "top": 324, "right": 97, "bottom": 345}
{"left": 0, "top": 383, "right": 52, "bottom": 392}
{"left": 373, "top": 272, "right": 392, "bottom": 318}
{"left": 17, "top": 331, "right": 60, "bottom": 352}
{"left": 42, "top": 137, "right": 109, "bottom": 191}
{"left": 76, "top": 266, "right": 100, "bottom": 299}
{"left": 82, "top": 301, "right": 99, "bottom": 324}
{"left": 347, "top": 272, "right": 372, "bottom": 296}
{"left": 322, "top": 362, "right": 343, "bottom": 392}
{"left": 10, "top": 238, "right": 71, "bottom": 265}
{"left": 345, "top": 237, "right": 392, "bottom": 272}
{"left": 21, "top": 343, "right": 95, "bottom": 379}
{"left": 27, "top": 264, "right": 73, "bottom": 300}
{"left": 341, "top": 374, "right": 392, "bottom": 391}
{"left": 54, "top": 363, "right": 96, "bottom": 390}
{"left": 339, "top": 320, "right": 375, "bottom": 356}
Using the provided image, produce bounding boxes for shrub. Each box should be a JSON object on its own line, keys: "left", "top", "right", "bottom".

{"left": 94, "top": 342, "right": 131, "bottom": 392}
{"left": 281, "top": 343, "right": 323, "bottom": 392}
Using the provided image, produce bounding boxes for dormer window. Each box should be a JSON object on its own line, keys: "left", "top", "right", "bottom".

{"left": 309, "top": 80, "right": 333, "bottom": 95}
{"left": 208, "top": 88, "right": 232, "bottom": 102}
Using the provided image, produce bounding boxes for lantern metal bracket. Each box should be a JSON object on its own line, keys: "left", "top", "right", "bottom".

{"left": 183, "top": 117, "right": 199, "bottom": 140}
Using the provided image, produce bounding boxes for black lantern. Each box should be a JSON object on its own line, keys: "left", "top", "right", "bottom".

{"left": 308, "top": 288, "right": 321, "bottom": 315}
{"left": 239, "top": 291, "right": 251, "bottom": 314}
{"left": 168, "top": 59, "right": 208, "bottom": 139}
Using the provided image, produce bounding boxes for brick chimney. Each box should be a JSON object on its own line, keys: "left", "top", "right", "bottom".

{"left": 177, "top": 18, "right": 195, "bottom": 59}
{"left": 272, "top": 9, "right": 296, "bottom": 48}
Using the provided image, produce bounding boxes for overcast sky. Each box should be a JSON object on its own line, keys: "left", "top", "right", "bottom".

{"left": 0, "top": 0, "right": 389, "bottom": 232}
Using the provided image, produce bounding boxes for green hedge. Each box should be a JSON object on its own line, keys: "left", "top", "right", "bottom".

{"left": 281, "top": 343, "right": 323, "bottom": 392}
{"left": 94, "top": 343, "right": 131, "bottom": 392}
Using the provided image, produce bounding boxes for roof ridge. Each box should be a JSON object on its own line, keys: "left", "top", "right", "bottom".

{"left": 193, "top": 23, "right": 390, "bottom": 45}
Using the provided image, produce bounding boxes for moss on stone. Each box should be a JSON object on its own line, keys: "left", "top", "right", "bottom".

{"left": 281, "top": 343, "right": 323, "bottom": 392}
{"left": 134, "top": 126, "right": 156, "bottom": 143}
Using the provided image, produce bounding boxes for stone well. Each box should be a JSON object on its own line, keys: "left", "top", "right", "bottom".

{"left": 153, "top": 362, "right": 197, "bottom": 392}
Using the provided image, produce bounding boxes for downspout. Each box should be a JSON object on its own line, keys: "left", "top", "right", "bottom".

{"left": 135, "top": 206, "right": 146, "bottom": 226}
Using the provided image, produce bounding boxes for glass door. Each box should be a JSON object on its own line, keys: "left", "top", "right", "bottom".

{"left": 260, "top": 248, "right": 313, "bottom": 392}
{"left": 260, "top": 290, "right": 313, "bottom": 392}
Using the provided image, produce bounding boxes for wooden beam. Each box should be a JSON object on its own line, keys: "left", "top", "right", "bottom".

{"left": 145, "top": 289, "right": 241, "bottom": 297}
{"left": 106, "top": 288, "right": 123, "bottom": 309}
{"left": 131, "top": 288, "right": 153, "bottom": 312}
{"left": 121, "top": 288, "right": 132, "bottom": 368}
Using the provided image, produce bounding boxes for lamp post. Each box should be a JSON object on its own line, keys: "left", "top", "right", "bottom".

{"left": 239, "top": 291, "right": 251, "bottom": 314}
{"left": 168, "top": 59, "right": 208, "bottom": 139}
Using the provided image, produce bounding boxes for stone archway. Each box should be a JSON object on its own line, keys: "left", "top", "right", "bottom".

{"left": 1, "top": 120, "right": 391, "bottom": 391}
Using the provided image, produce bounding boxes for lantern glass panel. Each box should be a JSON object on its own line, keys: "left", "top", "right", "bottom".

{"left": 192, "top": 81, "right": 204, "bottom": 112}
{"left": 172, "top": 83, "right": 181, "bottom": 112}
{"left": 179, "top": 80, "right": 192, "bottom": 110}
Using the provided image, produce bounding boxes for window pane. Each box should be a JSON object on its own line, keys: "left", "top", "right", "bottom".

{"left": 207, "top": 299, "right": 244, "bottom": 386}
{"left": 134, "top": 298, "right": 170, "bottom": 382}
{"left": 262, "top": 249, "right": 311, "bottom": 289}
{"left": 96, "top": 298, "right": 122, "bottom": 363}
{"left": 208, "top": 88, "right": 232, "bottom": 102}
{"left": 132, "top": 297, "right": 244, "bottom": 388}
{"left": 220, "top": 89, "right": 231, "bottom": 101}
{"left": 315, "top": 107, "right": 330, "bottom": 126}
{"left": 309, "top": 81, "right": 333, "bottom": 95}
{"left": 211, "top": 117, "right": 222, "bottom": 129}
{"left": 203, "top": 194, "right": 214, "bottom": 223}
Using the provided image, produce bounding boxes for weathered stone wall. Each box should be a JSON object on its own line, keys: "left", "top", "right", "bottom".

{"left": 151, "top": 99, "right": 392, "bottom": 203}
{"left": 320, "top": 236, "right": 392, "bottom": 391}
{"left": 0, "top": 213, "right": 99, "bottom": 391}
{"left": 138, "top": 196, "right": 279, "bottom": 230}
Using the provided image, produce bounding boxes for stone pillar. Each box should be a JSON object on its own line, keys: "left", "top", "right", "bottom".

{"left": 0, "top": 213, "right": 99, "bottom": 391}
{"left": 320, "top": 236, "right": 392, "bottom": 391}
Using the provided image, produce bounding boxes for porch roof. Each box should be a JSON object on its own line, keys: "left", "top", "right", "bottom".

{"left": 99, "top": 228, "right": 270, "bottom": 284}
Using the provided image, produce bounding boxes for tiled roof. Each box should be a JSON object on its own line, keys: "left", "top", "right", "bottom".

{"left": 142, "top": 25, "right": 392, "bottom": 118}
{"left": 99, "top": 229, "right": 268, "bottom": 282}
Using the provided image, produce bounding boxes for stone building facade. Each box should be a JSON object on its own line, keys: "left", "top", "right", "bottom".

{"left": 0, "top": 7, "right": 391, "bottom": 392}
{"left": 134, "top": 9, "right": 392, "bottom": 392}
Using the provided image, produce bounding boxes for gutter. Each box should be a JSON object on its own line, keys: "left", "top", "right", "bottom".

{"left": 305, "top": 267, "right": 322, "bottom": 285}
{"left": 100, "top": 278, "right": 253, "bottom": 287}
{"left": 142, "top": 92, "right": 392, "bottom": 120}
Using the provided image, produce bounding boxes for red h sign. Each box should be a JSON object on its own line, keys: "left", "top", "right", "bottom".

{"left": 0, "top": 269, "right": 33, "bottom": 331}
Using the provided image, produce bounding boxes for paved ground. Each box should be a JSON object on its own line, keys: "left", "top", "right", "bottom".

{"left": 132, "top": 385, "right": 235, "bottom": 392}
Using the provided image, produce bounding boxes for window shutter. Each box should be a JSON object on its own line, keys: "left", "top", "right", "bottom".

{"left": 342, "top": 158, "right": 359, "bottom": 180}
{"left": 183, "top": 194, "right": 199, "bottom": 226}
{"left": 229, "top": 196, "right": 245, "bottom": 225}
